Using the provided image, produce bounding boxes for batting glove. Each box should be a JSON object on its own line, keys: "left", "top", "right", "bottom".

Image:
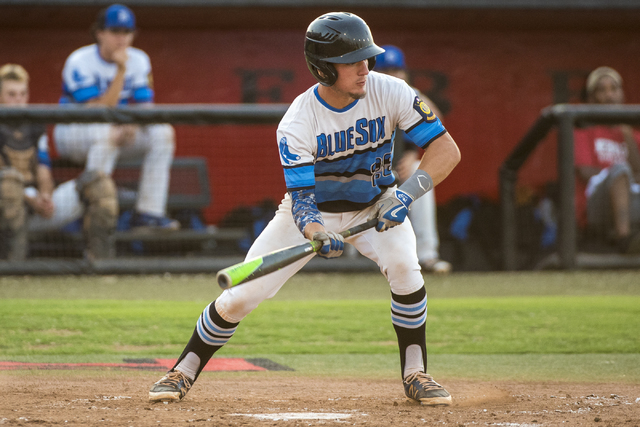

{"left": 312, "top": 230, "right": 344, "bottom": 259}
{"left": 369, "top": 189, "right": 413, "bottom": 232}
{"left": 369, "top": 170, "right": 434, "bottom": 232}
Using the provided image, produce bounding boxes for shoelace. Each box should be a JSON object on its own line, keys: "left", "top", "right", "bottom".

{"left": 404, "top": 372, "right": 442, "bottom": 391}
{"left": 159, "top": 371, "right": 191, "bottom": 390}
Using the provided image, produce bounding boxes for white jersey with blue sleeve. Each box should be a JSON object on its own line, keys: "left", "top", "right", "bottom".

{"left": 59, "top": 44, "right": 154, "bottom": 105}
{"left": 277, "top": 71, "right": 446, "bottom": 213}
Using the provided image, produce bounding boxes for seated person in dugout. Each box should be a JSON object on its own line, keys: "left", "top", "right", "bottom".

{"left": 0, "top": 64, "right": 118, "bottom": 260}
{"left": 574, "top": 66, "right": 640, "bottom": 253}
{"left": 53, "top": 4, "right": 179, "bottom": 231}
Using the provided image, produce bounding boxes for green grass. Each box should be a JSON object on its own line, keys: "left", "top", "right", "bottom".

{"left": 1, "top": 296, "right": 638, "bottom": 356}
{"left": 2, "top": 270, "right": 640, "bottom": 301}
{"left": 1, "top": 271, "right": 639, "bottom": 383}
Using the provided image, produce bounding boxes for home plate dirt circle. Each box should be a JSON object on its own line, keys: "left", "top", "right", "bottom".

{"left": 2, "top": 373, "right": 638, "bottom": 426}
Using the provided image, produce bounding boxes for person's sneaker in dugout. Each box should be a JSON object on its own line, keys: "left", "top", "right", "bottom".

{"left": 420, "top": 258, "right": 452, "bottom": 275}
{"left": 131, "top": 212, "right": 180, "bottom": 231}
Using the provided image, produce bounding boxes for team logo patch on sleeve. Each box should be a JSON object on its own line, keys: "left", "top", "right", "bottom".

{"left": 279, "top": 137, "right": 301, "bottom": 165}
{"left": 413, "top": 96, "right": 437, "bottom": 123}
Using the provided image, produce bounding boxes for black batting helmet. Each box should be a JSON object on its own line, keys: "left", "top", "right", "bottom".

{"left": 304, "top": 12, "right": 385, "bottom": 86}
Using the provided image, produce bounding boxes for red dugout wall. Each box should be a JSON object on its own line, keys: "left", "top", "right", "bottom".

{"left": 2, "top": 6, "right": 640, "bottom": 224}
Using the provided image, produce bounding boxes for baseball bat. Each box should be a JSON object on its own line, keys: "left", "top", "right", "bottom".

{"left": 216, "top": 218, "right": 378, "bottom": 290}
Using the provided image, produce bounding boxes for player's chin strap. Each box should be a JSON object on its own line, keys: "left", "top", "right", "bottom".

{"left": 370, "top": 169, "right": 434, "bottom": 232}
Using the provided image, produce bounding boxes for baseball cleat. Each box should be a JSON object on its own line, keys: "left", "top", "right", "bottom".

{"left": 403, "top": 372, "right": 452, "bottom": 406}
{"left": 149, "top": 370, "right": 193, "bottom": 402}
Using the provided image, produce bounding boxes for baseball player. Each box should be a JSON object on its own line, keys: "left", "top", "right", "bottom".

{"left": 375, "top": 45, "right": 452, "bottom": 275}
{"left": 149, "top": 12, "right": 460, "bottom": 406}
{"left": 0, "top": 64, "right": 118, "bottom": 260}
{"left": 53, "top": 4, "right": 179, "bottom": 231}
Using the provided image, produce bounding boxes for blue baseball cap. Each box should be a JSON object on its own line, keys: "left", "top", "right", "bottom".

{"left": 375, "top": 45, "right": 406, "bottom": 70}
{"left": 103, "top": 4, "right": 136, "bottom": 31}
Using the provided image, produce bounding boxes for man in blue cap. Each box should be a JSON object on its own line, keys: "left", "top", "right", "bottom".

{"left": 375, "top": 45, "right": 452, "bottom": 274}
{"left": 54, "top": 4, "right": 179, "bottom": 231}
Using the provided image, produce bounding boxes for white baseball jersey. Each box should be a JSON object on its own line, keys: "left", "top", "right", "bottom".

{"left": 277, "top": 71, "right": 446, "bottom": 213}
{"left": 59, "top": 44, "right": 154, "bottom": 105}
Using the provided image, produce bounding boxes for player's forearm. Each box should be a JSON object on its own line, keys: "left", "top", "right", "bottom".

{"left": 622, "top": 131, "right": 640, "bottom": 176}
{"left": 417, "top": 132, "right": 461, "bottom": 186}
{"left": 290, "top": 188, "right": 324, "bottom": 239}
{"left": 576, "top": 165, "right": 600, "bottom": 183}
{"left": 303, "top": 222, "right": 326, "bottom": 240}
{"left": 88, "top": 68, "right": 126, "bottom": 107}
{"left": 36, "top": 165, "right": 54, "bottom": 197}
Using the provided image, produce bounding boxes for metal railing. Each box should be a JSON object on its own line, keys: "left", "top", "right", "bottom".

{"left": 500, "top": 104, "right": 640, "bottom": 270}
{"left": 0, "top": 103, "right": 290, "bottom": 125}
{"left": 0, "top": 103, "right": 382, "bottom": 275}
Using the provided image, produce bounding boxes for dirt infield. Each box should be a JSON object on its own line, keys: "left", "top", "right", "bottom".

{"left": 1, "top": 373, "right": 639, "bottom": 426}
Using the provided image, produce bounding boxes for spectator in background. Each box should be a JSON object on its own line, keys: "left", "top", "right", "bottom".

{"left": 0, "top": 64, "right": 118, "bottom": 260}
{"left": 375, "top": 45, "right": 452, "bottom": 274}
{"left": 574, "top": 66, "right": 640, "bottom": 253}
{"left": 54, "top": 4, "right": 179, "bottom": 231}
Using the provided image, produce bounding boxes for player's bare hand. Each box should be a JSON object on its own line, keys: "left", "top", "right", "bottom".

{"left": 312, "top": 230, "right": 344, "bottom": 259}
{"left": 112, "top": 48, "right": 129, "bottom": 70}
{"left": 28, "top": 193, "right": 55, "bottom": 219}
{"left": 368, "top": 190, "right": 410, "bottom": 232}
{"left": 111, "top": 124, "right": 139, "bottom": 147}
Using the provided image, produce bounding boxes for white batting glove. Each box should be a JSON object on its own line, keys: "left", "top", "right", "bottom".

{"left": 312, "top": 231, "right": 344, "bottom": 259}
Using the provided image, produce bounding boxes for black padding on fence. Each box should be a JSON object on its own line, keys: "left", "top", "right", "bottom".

{"left": 0, "top": 104, "right": 289, "bottom": 125}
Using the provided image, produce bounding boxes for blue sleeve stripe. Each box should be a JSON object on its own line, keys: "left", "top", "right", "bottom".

{"left": 132, "top": 87, "right": 154, "bottom": 103}
{"left": 72, "top": 86, "right": 101, "bottom": 103}
{"left": 37, "top": 149, "right": 52, "bottom": 168}
{"left": 406, "top": 120, "right": 447, "bottom": 149}
{"left": 284, "top": 164, "right": 315, "bottom": 189}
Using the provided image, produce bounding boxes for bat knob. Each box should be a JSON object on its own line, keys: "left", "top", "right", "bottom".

{"left": 216, "top": 271, "right": 233, "bottom": 289}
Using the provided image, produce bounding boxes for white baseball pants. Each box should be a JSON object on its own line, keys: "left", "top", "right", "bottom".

{"left": 215, "top": 190, "right": 425, "bottom": 323}
{"left": 28, "top": 179, "right": 83, "bottom": 232}
{"left": 53, "top": 123, "right": 175, "bottom": 217}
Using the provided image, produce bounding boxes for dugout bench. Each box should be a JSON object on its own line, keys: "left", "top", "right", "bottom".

{"left": 28, "top": 157, "right": 248, "bottom": 258}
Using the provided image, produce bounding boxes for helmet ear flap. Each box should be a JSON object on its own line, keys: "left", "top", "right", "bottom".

{"left": 307, "top": 60, "right": 338, "bottom": 87}
{"left": 367, "top": 57, "right": 377, "bottom": 71}
{"left": 320, "top": 62, "right": 338, "bottom": 87}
